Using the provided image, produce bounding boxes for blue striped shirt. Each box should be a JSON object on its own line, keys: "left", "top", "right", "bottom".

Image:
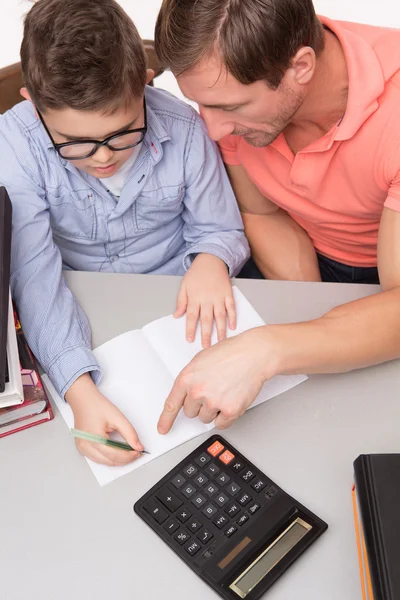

{"left": 0, "top": 86, "right": 249, "bottom": 397}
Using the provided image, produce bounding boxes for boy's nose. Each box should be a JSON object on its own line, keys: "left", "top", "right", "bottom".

{"left": 92, "top": 144, "right": 114, "bottom": 163}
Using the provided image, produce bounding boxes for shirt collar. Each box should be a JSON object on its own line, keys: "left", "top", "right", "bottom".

{"left": 320, "top": 16, "right": 385, "bottom": 142}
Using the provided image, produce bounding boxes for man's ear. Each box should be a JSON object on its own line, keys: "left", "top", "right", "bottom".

{"left": 289, "top": 47, "right": 316, "bottom": 86}
{"left": 146, "top": 69, "right": 155, "bottom": 85}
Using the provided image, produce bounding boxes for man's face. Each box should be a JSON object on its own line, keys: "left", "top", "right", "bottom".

{"left": 178, "top": 56, "right": 306, "bottom": 147}
{"left": 39, "top": 96, "right": 145, "bottom": 178}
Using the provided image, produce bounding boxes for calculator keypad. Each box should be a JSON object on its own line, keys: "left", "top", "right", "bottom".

{"left": 139, "top": 437, "right": 279, "bottom": 560}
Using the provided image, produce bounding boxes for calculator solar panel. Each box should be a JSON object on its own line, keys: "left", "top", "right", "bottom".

{"left": 134, "top": 435, "right": 327, "bottom": 600}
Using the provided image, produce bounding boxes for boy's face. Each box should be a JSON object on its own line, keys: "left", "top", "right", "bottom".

{"left": 40, "top": 98, "right": 145, "bottom": 178}
{"left": 21, "top": 70, "right": 153, "bottom": 179}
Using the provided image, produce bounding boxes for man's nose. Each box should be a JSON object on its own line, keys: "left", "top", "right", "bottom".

{"left": 200, "top": 109, "right": 234, "bottom": 141}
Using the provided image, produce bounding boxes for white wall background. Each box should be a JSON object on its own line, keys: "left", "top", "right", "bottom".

{"left": 1, "top": 0, "right": 400, "bottom": 100}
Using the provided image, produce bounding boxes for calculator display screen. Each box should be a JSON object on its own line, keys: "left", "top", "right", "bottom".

{"left": 229, "top": 518, "right": 312, "bottom": 598}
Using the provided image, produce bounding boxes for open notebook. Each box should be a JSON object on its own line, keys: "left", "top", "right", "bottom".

{"left": 43, "top": 287, "right": 307, "bottom": 486}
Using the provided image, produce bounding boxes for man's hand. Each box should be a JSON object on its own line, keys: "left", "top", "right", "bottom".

{"left": 158, "top": 328, "right": 274, "bottom": 434}
{"left": 65, "top": 373, "right": 144, "bottom": 465}
{"left": 175, "top": 254, "right": 236, "bottom": 347}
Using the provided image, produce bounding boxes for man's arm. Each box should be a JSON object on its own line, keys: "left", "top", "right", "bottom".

{"left": 158, "top": 207, "right": 400, "bottom": 433}
{"left": 226, "top": 164, "right": 321, "bottom": 281}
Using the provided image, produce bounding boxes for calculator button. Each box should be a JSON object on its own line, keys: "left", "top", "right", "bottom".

{"left": 248, "top": 502, "right": 261, "bottom": 515}
{"left": 197, "top": 529, "right": 214, "bottom": 544}
{"left": 163, "top": 518, "right": 180, "bottom": 534}
{"left": 174, "top": 530, "right": 191, "bottom": 545}
{"left": 143, "top": 499, "right": 169, "bottom": 524}
{"left": 265, "top": 486, "right": 278, "bottom": 499}
{"left": 182, "top": 484, "right": 196, "bottom": 498}
{"left": 204, "top": 483, "right": 219, "bottom": 497}
{"left": 224, "top": 525, "right": 238, "bottom": 538}
{"left": 225, "top": 502, "right": 241, "bottom": 517}
{"left": 177, "top": 507, "right": 192, "bottom": 523}
{"left": 237, "top": 492, "right": 252, "bottom": 507}
{"left": 219, "top": 450, "right": 235, "bottom": 465}
{"left": 156, "top": 488, "right": 183, "bottom": 512}
{"left": 207, "top": 441, "right": 225, "bottom": 457}
{"left": 202, "top": 503, "right": 218, "bottom": 519}
{"left": 213, "top": 513, "right": 229, "bottom": 529}
{"left": 215, "top": 472, "right": 231, "bottom": 485}
{"left": 171, "top": 474, "right": 186, "bottom": 489}
{"left": 205, "top": 463, "right": 220, "bottom": 477}
{"left": 230, "top": 460, "right": 245, "bottom": 473}
{"left": 191, "top": 493, "right": 207, "bottom": 508}
{"left": 251, "top": 478, "right": 267, "bottom": 492}
{"left": 237, "top": 514, "right": 249, "bottom": 527}
{"left": 226, "top": 482, "right": 241, "bottom": 496}
{"left": 194, "top": 453, "right": 212, "bottom": 467}
{"left": 242, "top": 469, "right": 256, "bottom": 483}
{"left": 194, "top": 473, "right": 209, "bottom": 487}
{"left": 183, "top": 464, "right": 198, "bottom": 478}
{"left": 184, "top": 540, "right": 201, "bottom": 556}
{"left": 215, "top": 493, "right": 229, "bottom": 507}
{"left": 187, "top": 519, "right": 203, "bottom": 533}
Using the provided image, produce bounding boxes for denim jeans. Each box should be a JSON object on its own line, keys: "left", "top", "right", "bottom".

{"left": 237, "top": 254, "right": 380, "bottom": 285}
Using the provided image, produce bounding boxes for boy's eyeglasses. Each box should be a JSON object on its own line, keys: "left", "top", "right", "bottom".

{"left": 37, "top": 98, "right": 147, "bottom": 160}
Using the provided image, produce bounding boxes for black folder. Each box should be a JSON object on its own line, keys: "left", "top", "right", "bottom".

{"left": 353, "top": 454, "right": 400, "bottom": 600}
{"left": 0, "top": 187, "right": 12, "bottom": 393}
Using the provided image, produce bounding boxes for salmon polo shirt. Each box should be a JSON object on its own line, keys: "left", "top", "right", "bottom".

{"left": 219, "top": 17, "right": 400, "bottom": 267}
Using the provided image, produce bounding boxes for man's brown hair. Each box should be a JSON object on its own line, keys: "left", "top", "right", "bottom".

{"left": 155, "top": 0, "right": 325, "bottom": 89}
{"left": 21, "top": 0, "right": 147, "bottom": 112}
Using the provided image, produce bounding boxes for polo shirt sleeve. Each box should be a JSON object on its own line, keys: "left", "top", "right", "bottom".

{"left": 218, "top": 134, "right": 241, "bottom": 166}
{"left": 384, "top": 140, "right": 400, "bottom": 211}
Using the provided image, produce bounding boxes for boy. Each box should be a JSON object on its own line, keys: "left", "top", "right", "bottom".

{"left": 0, "top": 0, "right": 249, "bottom": 465}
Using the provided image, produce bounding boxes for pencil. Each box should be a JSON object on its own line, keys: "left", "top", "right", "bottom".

{"left": 70, "top": 428, "right": 150, "bottom": 453}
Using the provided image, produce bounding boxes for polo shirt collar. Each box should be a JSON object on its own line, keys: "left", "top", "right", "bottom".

{"left": 320, "top": 16, "right": 385, "bottom": 142}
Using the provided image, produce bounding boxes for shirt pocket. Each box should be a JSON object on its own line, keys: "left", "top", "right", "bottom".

{"left": 46, "top": 187, "right": 97, "bottom": 241}
{"left": 134, "top": 184, "right": 184, "bottom": 232}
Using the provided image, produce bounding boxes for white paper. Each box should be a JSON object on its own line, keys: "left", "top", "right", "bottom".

{"left": 46, "top": 287, "right": 307, "bottom": 486}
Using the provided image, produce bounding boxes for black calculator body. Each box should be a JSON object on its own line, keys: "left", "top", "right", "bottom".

{"left": 134, "top": 435, "right": 328, "bottom": 599}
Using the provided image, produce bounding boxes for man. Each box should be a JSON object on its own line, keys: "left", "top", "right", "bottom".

{"left": 155, "top": 0, "right": 400, "bottom": 434}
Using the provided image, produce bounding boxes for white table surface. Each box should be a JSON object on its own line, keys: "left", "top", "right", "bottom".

{"left": 1, "top": 272, "right": 399, "bottom": 600}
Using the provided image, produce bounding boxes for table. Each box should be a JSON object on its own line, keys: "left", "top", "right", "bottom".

{"left": 1, "top": 273, "right": 399, "bottom": 600}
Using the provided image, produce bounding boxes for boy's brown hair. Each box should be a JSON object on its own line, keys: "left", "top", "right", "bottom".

{"left": 155, "top": 0, "right": 325, "bottom": 89}
{"left": 21, "top": 0, "right": 147, "bottom": 113}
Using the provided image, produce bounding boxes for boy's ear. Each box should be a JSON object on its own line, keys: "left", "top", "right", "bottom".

{"left": 20, "top": 87, "right": 33, "bottom": 102}
{"left": 20, "top": 87, "right": 40, "bottom": 119}
{"left": 146, "top": 69, "right": 155, "bottom": 85}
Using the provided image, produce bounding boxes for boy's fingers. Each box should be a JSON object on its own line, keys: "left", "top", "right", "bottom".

{"left": 174, "top": 286, "right": 188, "bottom": 318}
{"left": 158, "top": 382, "right": 186, "bottom": 434}
{"left": 200, "top": 303, "right": 213, "bottom": 348}
{"left": 75, "top": 440, "right": 120, "bottom": 466}
{"left": 185, "top": 302, "right": 200, "bottom": 342}
{"left": 112, "top": 413, "right": 144, "bottom": 453}
{"left": 214, "top": 302, "right": 227, "bottom": 342}
{"left": 225, "top": 294, "right": 237, "bottom": 330}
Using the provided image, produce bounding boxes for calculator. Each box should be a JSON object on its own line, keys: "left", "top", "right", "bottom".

{"left": 134, "top": 435, "right": 328, "bottom": 599}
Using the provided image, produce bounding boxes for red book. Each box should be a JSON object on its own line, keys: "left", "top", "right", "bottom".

{"left": 0, "top": 312, "right": 54, "bottom": 437}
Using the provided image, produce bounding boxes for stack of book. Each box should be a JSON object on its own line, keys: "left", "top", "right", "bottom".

{"left": 0, "top": 307, "right": 53, "bottom": 437}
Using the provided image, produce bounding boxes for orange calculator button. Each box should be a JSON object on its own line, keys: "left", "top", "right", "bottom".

{"left": 207, "top": 441, "right": 225, "bottom": 457}
{"left": 219, "top": 450, "right": 235, "bottom": 465}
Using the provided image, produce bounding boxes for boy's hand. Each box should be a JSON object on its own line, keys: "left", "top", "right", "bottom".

{"left": 174, "top": 253, "right": 236, "bottom": 347}
{"left": 65, "top": 374, "right": 144, "bottom": 466}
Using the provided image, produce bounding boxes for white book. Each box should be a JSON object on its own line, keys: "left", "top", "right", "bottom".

{"left": 43, "top": 287, "right": 307, "bottom": 486}
{"left": 0, "top": 291, "right": 24, "bottom": 407}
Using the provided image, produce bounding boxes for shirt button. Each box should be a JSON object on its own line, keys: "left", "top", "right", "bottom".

{"left": 110, "top": 255, "right": 119, "bottom": 262}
